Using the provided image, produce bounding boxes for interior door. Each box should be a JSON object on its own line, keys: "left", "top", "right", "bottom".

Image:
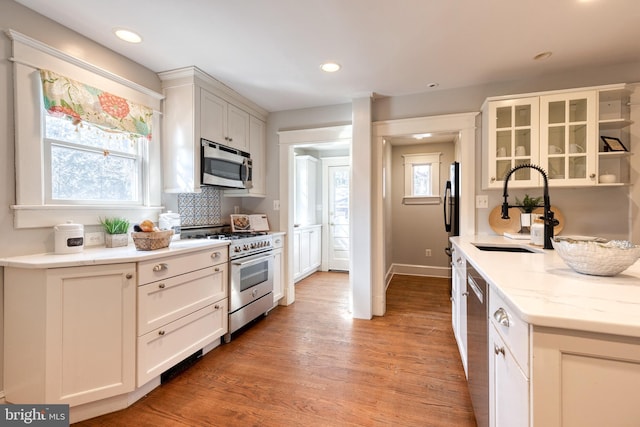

{"left": 328, "top": 164, "right": 350, "bottom": 271}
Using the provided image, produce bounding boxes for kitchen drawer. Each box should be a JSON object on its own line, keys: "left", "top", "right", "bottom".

{"left": 137, "top": 301, "right": 228, "bottom": 386}
{"left": 489, "top": 287, "right": 530, "bottom": 375}
{"left": 138, "top": 247, "right": 228, "bottom": 285}
{"left": 138, "top": 264, "right": 227, "bottom": 335}
{"left": 272, "top": 234, "right": 284, "bottom": 249}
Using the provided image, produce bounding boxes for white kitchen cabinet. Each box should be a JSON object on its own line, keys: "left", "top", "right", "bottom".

{"left": 294, "top": 155, "right": 319, "bottom": 225}
{"left": 488, "top": 286, "right": 530, "bottom": 427}
{"left": 294, "top": 224, "right": 322, "bottom": 282}
{"left": 272, "top": 233, "right": 285, "bottom": 305}
{"left": 159, "top": 66, "right": 268, "bottom": 193}
{"left": 483, "top": 97, "right": 540, "bottom": 189}
{"left": 4, "top": 263, "right": 136, "bottom": 407}
{"left": 532, "top": 326, "right": 640, "bottom": 427}
{"left": 489, "top": 324, "right": 529, "bottom": 427}
{"left": 540, "top": 90, "right": 597, "bottom": 185}
{"left": 137, "top": 247, "right": 228, "bottom": 385}
{"left": 200, "top": 88, "right": 249, "bottom": 151}
{"left": 224, "top": 115, "right": 267, "bottom": 197}
{"left": 482, "top": 84, "right": 633, "bottom": 189}
{"left": 450, "top": 244, "right": 468, "bottom": 376}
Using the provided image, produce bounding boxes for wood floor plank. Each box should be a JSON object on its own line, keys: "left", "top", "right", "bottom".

{"left": 75, "top": 272, "right": 476, "bottom": 426}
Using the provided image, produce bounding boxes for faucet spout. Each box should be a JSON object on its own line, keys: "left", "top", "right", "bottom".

{"left": 501, "top": 164, "right": 557, "bottom": 249}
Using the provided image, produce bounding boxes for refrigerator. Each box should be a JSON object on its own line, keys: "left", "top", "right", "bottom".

{"left": 444, "top": 161, "right": 460, "bottom": 256}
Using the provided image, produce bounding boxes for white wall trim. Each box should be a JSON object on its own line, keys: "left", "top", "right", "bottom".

{"left": 278, "top": 124, "right": 353, "bottom": 308}
{"left": 390, "top": 263, "right": 452, "bottom": 279}
{"left": 372, "top": 112, "right": 479, "bottom": 316}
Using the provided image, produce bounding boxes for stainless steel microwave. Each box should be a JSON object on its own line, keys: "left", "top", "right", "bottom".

{"left": 201, "top": 139, "right": 252, "bottom": 189}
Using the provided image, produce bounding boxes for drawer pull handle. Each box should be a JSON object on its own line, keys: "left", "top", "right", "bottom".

{"left": 158, "top": 283, "right": 166, "bottom": 289}
{"left": 214, "top": 304, "right": 221, "bottom": 310}
{"left": 493, "top": 307, "right": 510, "bottom": 327}
{"left": 125, "top": 273, "right": 133, "bottom": 279}
{"left": 214, "top": 267, "right": 220, "bottom": 272}
{"left": 211, "top": 252, "right": 221, "bottom": 259}
{"left": 153, "top": 263, "right": 168, "bottom": 272}
{"left": 158, "top": 330, "right": 166, "bottom": 336}
{"left": 494, "top": 345, "right": 505, "bottom": 357}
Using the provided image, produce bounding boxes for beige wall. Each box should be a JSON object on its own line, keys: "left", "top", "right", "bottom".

{"left": 390, "top": 142, "right": 455, "bottom": 269}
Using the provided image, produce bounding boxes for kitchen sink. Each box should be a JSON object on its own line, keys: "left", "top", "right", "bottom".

{"left": 473, "top": 244, "right": 537, "bottom": 253}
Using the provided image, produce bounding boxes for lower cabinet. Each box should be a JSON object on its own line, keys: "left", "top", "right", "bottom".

{"left": 293, "top": 224, "right": 321, "bottom": 282}
{"left": 489, "top": 324, "right": 529, "bottom": 427}
{"left": 450, "top": 244, "right": 468, "bottom": 376}
{"left": 272, "top": 233, "right": 285, "bottom": 304}
{"left": 136, "top": 247, "right": 229, "bottom": 386}
{"left": 532, "top": 327, "right": 640, "bottom": 427}
{"left": 4, "top": 263, "right": 136, "bottom": 406}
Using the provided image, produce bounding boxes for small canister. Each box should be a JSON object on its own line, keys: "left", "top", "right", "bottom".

{"left": 159, "top": 211, "right": 181, "bottom": 241}
{"left": 530, "top": 218, "right": 545, "bottom": 246}
{"left": 54, "top": 221, "right": 84, "bottom": 254}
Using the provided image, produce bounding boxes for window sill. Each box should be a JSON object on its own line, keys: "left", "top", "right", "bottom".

{"left": 402, "top": 196, "right": 441, "bottom": 205}
{"left": 12, "top": 205, "right": 164, "bottom": 229}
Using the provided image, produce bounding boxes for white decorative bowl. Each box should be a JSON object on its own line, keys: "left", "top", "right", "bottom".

{"left": 552, "top": 237, "right": 640, "bottom": 276}
{"left": 599, "top": 174, "right": 617, "bottom": 184}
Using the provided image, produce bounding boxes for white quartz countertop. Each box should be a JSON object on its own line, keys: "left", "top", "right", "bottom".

{"left": 0, "top": 239, "right": 230, "bottom": 269}
{"left": 451, "top": 235, "right": 640, "bottom": 338}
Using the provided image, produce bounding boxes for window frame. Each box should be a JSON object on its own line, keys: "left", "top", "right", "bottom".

{"left": 8, "top": 29, "right": 163, "bottom": 229}
{"left": 402, "top": 152, "right": 442, "bottom": 205}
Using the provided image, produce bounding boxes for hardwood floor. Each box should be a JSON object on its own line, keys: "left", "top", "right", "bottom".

{"left": 76, "top": 272, "right": 476, "bottom": 426}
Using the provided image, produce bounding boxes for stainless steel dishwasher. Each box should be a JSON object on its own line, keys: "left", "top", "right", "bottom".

{"left": 466, "top": 263, "right": 488, "bottom": 427}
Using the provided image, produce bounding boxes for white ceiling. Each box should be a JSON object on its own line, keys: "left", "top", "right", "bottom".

{"left": 14, "top": 0, "right": 640, "bottom": 113}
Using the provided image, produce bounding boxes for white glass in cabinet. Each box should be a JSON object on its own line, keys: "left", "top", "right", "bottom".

{"left": 540, "top": 91, "right": 597, "bottom": 185}
{"left": 485, "top": 97, "right": 539, "bottom": 188}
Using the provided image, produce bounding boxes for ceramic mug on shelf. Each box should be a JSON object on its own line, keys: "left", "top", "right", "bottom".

{"left": 515, "top": 146, "right": 526, "bottom": 156}
{"left": 496, "top": 147, "right": 506, "bottom": 157}
{"left": 549, "top": 145, "right": 563, "bottom": 154}
{"left": 569, "top": 144, "right": 584, "bottom": 153}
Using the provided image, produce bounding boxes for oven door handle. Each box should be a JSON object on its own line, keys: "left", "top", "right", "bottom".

{"left": 231, "top": 252, "right": 274, "bottom": 267}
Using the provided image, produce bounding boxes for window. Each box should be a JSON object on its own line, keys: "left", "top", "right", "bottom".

{"left": 402, "top": 152, "right": 441, "bottom": 204}
{"left": 9, "top": 29, "right": 163, "bottom": 228}
{"left": 44, "top": 116, "right": 144, "bottom": 204}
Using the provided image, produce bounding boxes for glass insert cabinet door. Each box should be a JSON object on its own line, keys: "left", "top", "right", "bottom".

{"left": 486, "top": 97, "right": 540, "bottom": 188}
{"left": 539, "top": 91, "right": 597, "bottom": 185}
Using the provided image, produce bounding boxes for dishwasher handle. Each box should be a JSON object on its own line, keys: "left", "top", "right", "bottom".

{"left": 467, "top": 274, "right": 484, "bottom": 304}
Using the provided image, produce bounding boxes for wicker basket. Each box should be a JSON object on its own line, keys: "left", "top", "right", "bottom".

{"left": 131, "top": 230, "right": 174, "bottom": 251}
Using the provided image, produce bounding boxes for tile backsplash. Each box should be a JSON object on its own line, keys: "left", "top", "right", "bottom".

{"left": 178, "top": 186, "right": 223, "bottom": 226}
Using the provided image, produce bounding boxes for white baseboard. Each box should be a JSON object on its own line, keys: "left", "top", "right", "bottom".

{"left": 389, "top": 263, "right": 452, "bottom": 279}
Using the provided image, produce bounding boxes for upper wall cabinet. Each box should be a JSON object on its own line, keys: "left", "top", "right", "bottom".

{"left": 482, "top": 84, "right": 633, "bottom": 190}
{"left": 159, "top": 67, "right": 268, "bottom": 194}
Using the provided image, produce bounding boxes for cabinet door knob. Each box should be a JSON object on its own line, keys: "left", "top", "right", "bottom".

{"left": 211, "top": 252, "right": 221, "bottom": 259}
{"left": 493, "top": 307, "right": 511, "bottom": 327}
{"left": 462, "top": 291, "right": 469, "bottom": 296}
{"left": 158, "top": 330, "right": 166, "bottom": 336}
{"left": 214, "top": 267, "right": 220, "bottom": 272}
{"left": 125, "top": 273, "right": 133, "bottom": 279}
{"left": 490, "top": 177, "right": 496, "bottom": 183}
{"left": 494, "top": 344, "right": 505, "bottom": 357}
{"left": 153, "top": 263, "right": 168, "bottom": 272}
{"left": 214, "top": 304, "right": 221, "bottom": 310}
{"left": 590, "top": 173, "right": 596, "bottom": 179}
{"left": 158, "top": 283, "right": 166, "bottom": 289}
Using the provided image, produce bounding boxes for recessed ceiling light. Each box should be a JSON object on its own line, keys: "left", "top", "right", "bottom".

{"left": 320, "top": 62, "right": 341, "bottom": 73}
{"left": 113, "top": 28, "right": 142, "bottom": 44}
{"left": 414, "top": 133, "right": 433, "bottom": 140}
{"left": 534, "top": 51, "right": 552, "bottom": 61}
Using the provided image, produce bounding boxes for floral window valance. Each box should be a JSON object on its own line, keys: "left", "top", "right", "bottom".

{"left": 39, "top": 69, "right": 153, "bottom": 139}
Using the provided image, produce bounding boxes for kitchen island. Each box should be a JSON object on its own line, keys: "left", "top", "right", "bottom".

{"left": 451, "top": 235, "right": 640, "bottom": 427}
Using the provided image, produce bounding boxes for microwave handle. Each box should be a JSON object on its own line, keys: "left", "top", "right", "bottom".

{"left": 242, "top": 158, "right": 253, "bottom": 189}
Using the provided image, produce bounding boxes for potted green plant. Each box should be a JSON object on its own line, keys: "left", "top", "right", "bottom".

{"left": 100, "top": 217, "right": 130, "bottom": 248}
{"left": 515, "top": 194, "right": 543, "bottom": 232}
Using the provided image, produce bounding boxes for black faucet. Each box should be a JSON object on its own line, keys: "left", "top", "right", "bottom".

{"left": 501, "top": 164, "right": 558, "bottom": 250}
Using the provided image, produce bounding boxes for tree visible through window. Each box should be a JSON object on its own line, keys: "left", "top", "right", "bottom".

{"left": 45, "top": 115, "right": 143, "bottom": 204}
{"left": 412, "top": 164, "right": 432, "bottom": 196}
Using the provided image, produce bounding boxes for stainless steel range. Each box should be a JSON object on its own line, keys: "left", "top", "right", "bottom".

{"left": 182, "top": 226, "right": 274, "bottom": 343}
